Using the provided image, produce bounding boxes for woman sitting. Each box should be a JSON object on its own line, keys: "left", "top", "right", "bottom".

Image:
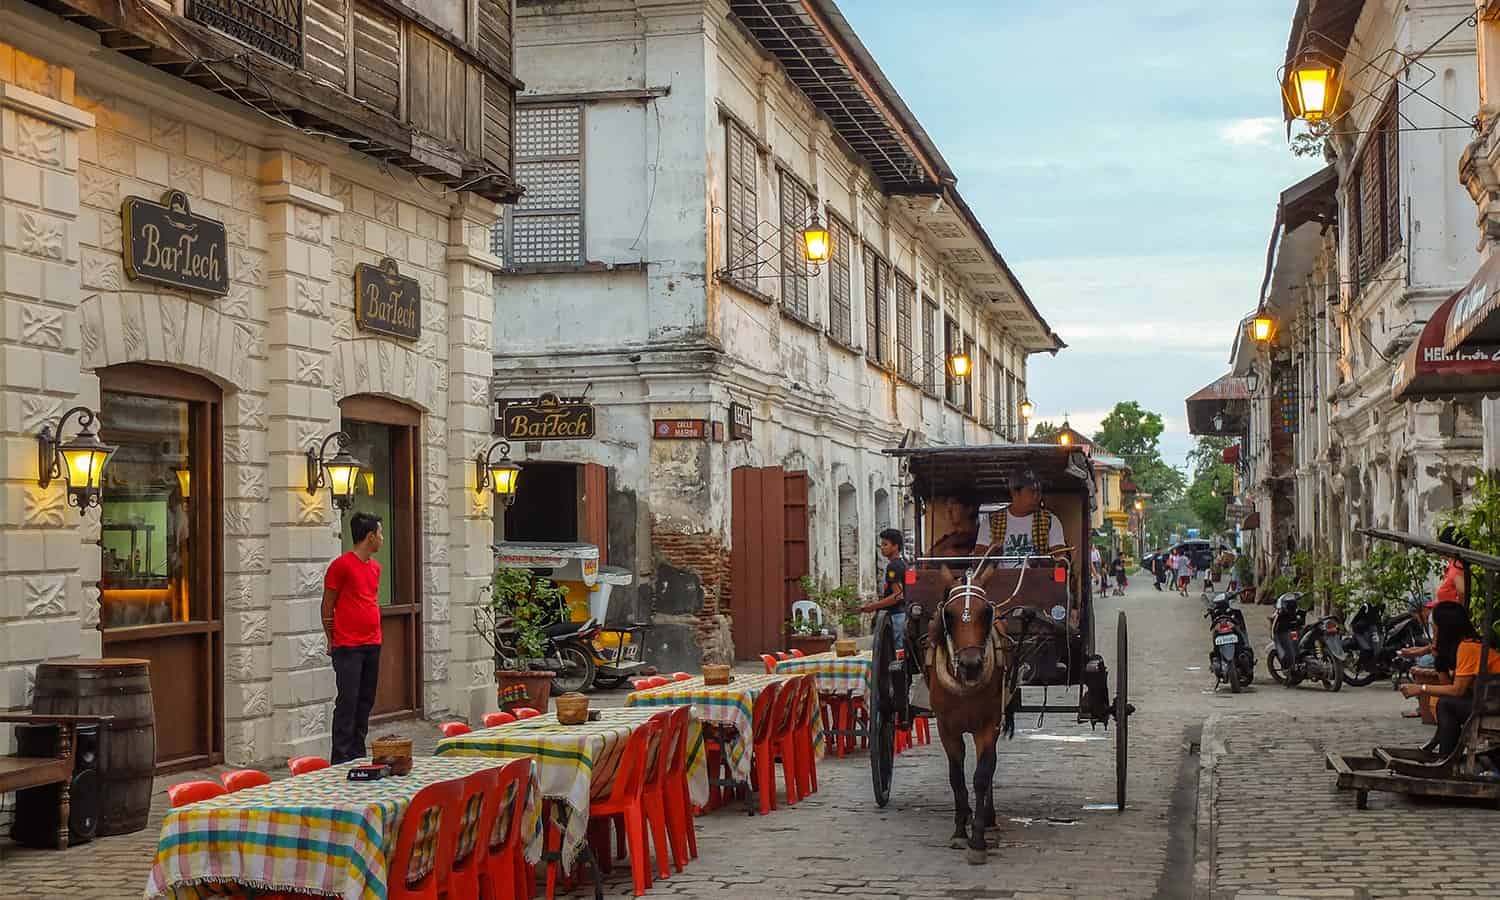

{"left": 1399, "top": 527, "right": 1469, "bottom": 721}
{"left": 1400, "top": 602, "right": 1500, "bottom": 757}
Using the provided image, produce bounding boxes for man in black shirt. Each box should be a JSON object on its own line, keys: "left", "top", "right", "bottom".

{"left": 861, "top": 528, "right": 909, "bottom": 650}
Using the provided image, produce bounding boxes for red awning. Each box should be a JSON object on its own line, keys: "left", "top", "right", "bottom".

{"left": 1240, "top": 512, "right": 1260, "bottom": 531}
{"left": 1393, "top": 282, "right": 1500, "bottom": 402}
{"left": 1222, "top": 444, "right": 1240, "bottom": 465}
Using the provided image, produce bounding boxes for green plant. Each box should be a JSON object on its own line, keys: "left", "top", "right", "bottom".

{"left": 797, "top": 575, "right": 858, "bottom": 637}
{"left": 1441, "top": 471, "right": 1500, "bottom": 637}
{"left": 1350, "top": 547, "right": 1439, "bottom": 617}
{"left": 1233, "top": 553, "right": 1253, "bottom": 588}
{"left": 476, "top": 566, "right": 568, "bottom": 670}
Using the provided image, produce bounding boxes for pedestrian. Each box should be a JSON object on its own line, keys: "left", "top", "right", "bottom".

{"left": 323, "top": 511, "right": 384, "bottom": 765}
{"left": 1176, "top": 551, "right": 1191, "bottom": 596}
{"left": 1109, "top": 555, "right": 1127, "bottom": 595}
{"left": 861, "top": 528, "right": 909, "bottom": 651}
{"left": 1152, "top": 552, "right": 1165, "bottom": 591}
{"left": 1091, "top": 543, "right": 1104, "bottom": 594}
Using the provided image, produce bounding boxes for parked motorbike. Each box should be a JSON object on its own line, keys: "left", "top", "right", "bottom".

{"left": 486, "top": 587, "right": 605, "bottom": 693}
{"left": 1340, "top": 595, "right": 1429, "bottom": 687}
{"left": 1265, "top": 592, "right": 1345, "bottom": 691}
{"left": 1206, "top": 588, "right": 1255, "bottom": 693}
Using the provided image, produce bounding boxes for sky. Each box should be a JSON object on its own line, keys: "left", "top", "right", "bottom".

{"left": 839, "top": 0, "right": 1324, "bottom": 473}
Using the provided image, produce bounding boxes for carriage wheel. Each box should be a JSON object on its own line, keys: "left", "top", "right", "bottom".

{"left": 1115, "top": 610, "right": 1130, "bottom": 811}
{"left": 869, "top": 610, "right": 899, "bottom": 808}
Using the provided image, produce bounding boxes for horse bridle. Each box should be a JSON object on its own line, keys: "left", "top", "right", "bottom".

{"left": 938, "top": 571, "right": 1002, "bottom": 680}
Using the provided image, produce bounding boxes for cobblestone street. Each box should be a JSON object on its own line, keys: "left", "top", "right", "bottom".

{"left": 5, "top": 578, "right": 1495, "bottom": 898}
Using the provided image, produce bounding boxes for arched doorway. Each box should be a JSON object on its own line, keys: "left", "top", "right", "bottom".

{"left": 339, "top": 395, "right": 422, "bottom": 721}
{"left": 838, "top": 484, "right": 859, "bottom": 591}
{"left": 98, "top": 363, "right": 224, "bottom": 770}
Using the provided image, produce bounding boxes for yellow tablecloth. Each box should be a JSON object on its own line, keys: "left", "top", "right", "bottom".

{"left": 435, "top": 706, "right": 706, "bottom": 870}
{"left": 775, "top": 651, "right": 873, "bottom": 696}
{"left": 144, "top": 756, "right": 541, "bottom": 900}
{"left": 624, "top": 673, "right": 823, "bottom": 784}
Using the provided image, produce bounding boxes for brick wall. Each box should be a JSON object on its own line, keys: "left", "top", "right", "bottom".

{"left": 651, "top": 527, "right": 734, "bottom": 662}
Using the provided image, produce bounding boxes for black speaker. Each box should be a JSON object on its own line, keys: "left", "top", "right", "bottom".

{"left": 9, "top": 723, "right": 102, "bottom": 848}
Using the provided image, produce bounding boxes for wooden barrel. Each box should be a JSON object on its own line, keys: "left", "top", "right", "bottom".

{"left": 32, "top": 659, "right": 156, "bottom": 836}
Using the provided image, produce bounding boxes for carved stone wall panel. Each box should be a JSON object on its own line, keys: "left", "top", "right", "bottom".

{"left": 20, "top": 304, "right": 66, "bottom": 349}
{"left": 23, "top": 576, "right": 67, "bottom": 617}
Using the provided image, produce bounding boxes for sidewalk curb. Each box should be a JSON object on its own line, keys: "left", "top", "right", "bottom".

{"left": 1193, "top": 712, "right": 1223, "bottom": 900}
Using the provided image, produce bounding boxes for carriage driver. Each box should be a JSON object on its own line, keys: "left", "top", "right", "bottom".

{"left": 971, "top": 468, "right": 1066, "bottom": 566}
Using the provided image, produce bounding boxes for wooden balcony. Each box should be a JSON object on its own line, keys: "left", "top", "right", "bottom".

{"left": 30, "top": 0, "right": 520, "bottom": 202}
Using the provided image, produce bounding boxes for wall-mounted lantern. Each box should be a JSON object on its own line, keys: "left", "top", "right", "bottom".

{"left": 477, "top": 440, "right": 522, "bottom": 506}
{"left": 1280, "top": 48, "right": 1342, "bottom": 124}
{"left": 802, "top": 212, "right": 830, "bottom": 264}
{"left": 37, "top": 406, "right": 116, "bottom": 515}
{"left": 1019, "top": 399, "right": 1034, "bottom": 419}
{"left": 305, "top": 432, "right": 364, "bottom": 511}
{"left": 946, "top": 348, "right": 972, "bottom": 380}
{"left": 1250, "top": 314, "right": 1276, "bottom": 344}
{"left": 1246, "top": 367, "right": 1261, "bottom": 394}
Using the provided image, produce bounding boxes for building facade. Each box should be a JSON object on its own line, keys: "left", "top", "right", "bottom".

{"left": 1, "top": 0, "right": 518, "bottom": 768}
{"left": 493, "top": 0, "right": 1061, "bottom": 667}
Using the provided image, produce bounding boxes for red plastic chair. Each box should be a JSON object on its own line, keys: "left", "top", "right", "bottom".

{"left": 630, "top": 677, "right": 653, "bottom": 690}
{"left": 635, "top": 711, "right": 675, "bottom": 881}
{"left": 448, "top": 766, "right": 502, "bottom": 900}
{"left": 167, "top": 780, "right": 227, "bottom": 807}
{"left": 775, "top": 652, "right": 789, "bottom": 661}
{"left": 478, "top": 758, "right": 534, "bottom": 900}
{"left": 771, "top": 676, "right": 814, "bottom": 801}
{"left": 759, "top": 653, "right": 779, "bottom": 674}
{"left": 221, "top": 769, "right": 272, "bottom": 792}
{"left": 483, "top": 712, "right": 517, "bottom": 728}
{"left": 659, "top": 706, "right": 698, "bottom": 865}
{"left": 513, "top": 707, "right": 542, "bottom": 720}
{"left": 789, "top": 676, "right": 818, "bottom": 796}
{"left": 788, "top": 648, "right": 806, "bottom": 658}
{"left": 441, "top": 722, "right": 473, "bottom": 738}
{"left": 288, "top": 756, "right": 330, "bottom": 776}
{"left": 670, "top": 672, "right": 693, "bottom": 682}
{"left": 581, "top": 717, "right": 660, "bottom": 897}
{"left": 388, "top": 779, "right": 463, "bottom": 900}
{"left": 750, "top": 681, "right": 797, "bottom": 814}
{"left": 914, "top": 716, "right": 931, "bottom": 745}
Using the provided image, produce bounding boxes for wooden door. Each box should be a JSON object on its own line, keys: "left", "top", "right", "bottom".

{"left": 783, "top": 472, "right": 810, "bottom": 609}
{"left": 731, "top": 466, "right": 785, "bottom": 659}
{"left": 581, "top": 463, "right": 609, "bottom": 565}
{"left": 339, "top": 396, "right": 421, "bottom": 722}
{"left": 98, "top": 364, "right": 224, "bottom": 772}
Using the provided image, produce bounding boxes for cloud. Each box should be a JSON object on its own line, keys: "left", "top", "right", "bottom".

{"left": 1218, "top": 116, "right": 1281, "bottom": 146}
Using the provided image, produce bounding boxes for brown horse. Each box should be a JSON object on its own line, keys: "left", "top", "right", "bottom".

{"left": 926, "top": 564, "right": 1012, "bottom": 865}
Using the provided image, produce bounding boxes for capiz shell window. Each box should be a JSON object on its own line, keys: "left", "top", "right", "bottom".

{"left": 505, "top": 104, "right": 584, "bottom": 266}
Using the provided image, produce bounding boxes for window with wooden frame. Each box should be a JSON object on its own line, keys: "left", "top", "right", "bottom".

{"left": 864, "top": 245, "right": 890, "bottom": 366}
{"left": 506, "top": 104, "right": 584, "bottom": 266}
{"left": 977, "top": 348, "right": 991, "bottom": 426}
{"left": 828, "top": 214, "right": 854, "bottom": 346}
{"left": 894, "top": 272, "right": 916, "bottom": 381}
{"left": 993, "top": 360, "right": 1007, "bottom": 436}
{"left": 962, "top": 333, "right": 976, "bottom": 415}
{"left": 779, "top": 171, "right": 813, "bottom": 322}
{"left": 1349, "top": 94, "right": 1400, "bottom": 290}
{"left": 944, "top": 315, "right": 961, "bottom": 405}
{"left": 726, "top": 120, "right": 761, "bottom": 285}
{"left": 921, "top": 296, "right": 940, "bottom": 395}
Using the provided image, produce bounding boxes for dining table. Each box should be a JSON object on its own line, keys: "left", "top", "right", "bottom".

{"left": 623, "top": 672, "right": 823, "bottom": 786}
{"left": 143, "top": 755, "right": 541, "bottom": 900}
{"left": 433, "top": 706, "right": 708, "bottom": 872}
{"left": 773, "top": 650, "right": 873, "bottom": 695}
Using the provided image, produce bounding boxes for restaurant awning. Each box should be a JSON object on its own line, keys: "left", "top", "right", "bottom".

{"left": 1240, "top": 512, "right": 1261, "bottom": 531}
{"left": 1223, "top": 444, "right": 1240, "bottom": 466}
{"left": 1186, "top": 373, "right": 1252, "bottom": 436}
{"left": 1444, "top": 251, "right": 1500, "bottom": 355}
{"left": 1394, "top": 255, "right": 1500, "bottom": 400}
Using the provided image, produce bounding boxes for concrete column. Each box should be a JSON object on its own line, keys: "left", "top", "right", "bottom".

{"left": 445, "top": 195, "right": 503, "bottom": 723}
{"left": 0, "top": 51, "right": 94, "bottom": 719}
{"left": 260, "top": 152, "right": 342, "bottom": 763}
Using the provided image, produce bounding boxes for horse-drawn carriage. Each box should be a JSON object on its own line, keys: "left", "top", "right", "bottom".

{"left": 868, "top": 444, "right": 1133, "bottom": 858}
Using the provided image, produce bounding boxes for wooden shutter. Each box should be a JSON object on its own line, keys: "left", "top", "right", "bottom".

{"left": 1383, "top": 108, "right": 1401, "bottom": 255}
{"left": 731, "top": 466, "right": 786, "bottom": 659}
{"left": 351, "top": 1, "right": 401, "bottom": 116}
{"left": 783, "top": 471, "right": 810, "bottom": 611}
{"left": 895, "top": 273, "right": 915, "bottom": 380}
{"left": 828, "top": 216, "right": 853, "bottom": 344}
{"left": 863, "top": 247, "right": 878, "bottom": 355}
{"left": 581, "top": 463, "right": 608, "bottom": 565}
{"left": 306, "top": 0, "right": 349, "bottom": 88}
{"left": 726, "top": 123, "right": 758, "bottom": 279}
{"left": 779, "top": 172, "right": 810, "bottom": 320}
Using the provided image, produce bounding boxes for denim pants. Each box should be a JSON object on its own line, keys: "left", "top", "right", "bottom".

{"left": 890, "top": 611, "right": 908, "bottom": 652}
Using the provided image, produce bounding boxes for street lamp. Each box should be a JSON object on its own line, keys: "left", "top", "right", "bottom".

{"left": 1213, "top": 412, "right": 1225, "bottom": 432}
{"left": 801, "top": 212, "right": 830, "bottom": 264}
{"left": 1245, "top": 366, "right": 1261, "bottom": 394}
{"left": 1280, "top": 48, "right": 1342, "bottom": 124}
{"left": 1250, "top": 314, "right": 1275, "bottom": 344}
{"left": 36, "top": 406, "right": 117, "bottom": 515}
{"left": 1019, "top": 399, "right": 1034, "bottom": 419}
{"left": 477, "top": 440, "right": 522, "bottom": 506}
{"left": 305, "top": 432, "right": 364, "bottom": 511}
{"left": 1058, "top": 431, "right": 1073, "bottom": 447}
{"left": 947, "top": 348, "right": 972, "bottom": 380}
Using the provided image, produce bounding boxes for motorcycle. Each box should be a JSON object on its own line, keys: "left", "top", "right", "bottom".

{"left": 1206, "top": 588, "right": 1255, "bottom": 693}
{"left": 1340, "top": 595, "right": 1429, "bottom": 688}
{"left": 1265, "top": 591, "right": 1345, "bottom": 691}
{"left": 483, "top": 586, "right": 606, "bottom": 694}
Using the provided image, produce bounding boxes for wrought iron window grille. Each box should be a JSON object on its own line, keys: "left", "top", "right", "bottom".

{"left": 712, "top": 207, "right": 826, "bottom": 281}
{"left": 187, "top": 0, "right": 305, "bottom": 69}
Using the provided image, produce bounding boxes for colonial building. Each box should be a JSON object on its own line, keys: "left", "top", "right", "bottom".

{"left": 1, "top": 0, "right": 518, "bottom": 769}
{"left": 493, "top": 0, "right": 1061, "bottom": 667}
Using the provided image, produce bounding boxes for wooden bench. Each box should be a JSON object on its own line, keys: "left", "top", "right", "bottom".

{"left": 0, "top": 713, "right": 113, "bottom": 850}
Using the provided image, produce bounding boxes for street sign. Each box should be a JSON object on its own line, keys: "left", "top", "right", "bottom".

{"left": 121, "top": 191, "right": 229, "bottom": 296}
{"left": 729, "top": 402, "right": 752, "bottom": 440}
{"left": 653, "top": 419, "right": 707, "bottom": 440}
{"left": 355, "top": 258, "right": 421, "bottom": 340}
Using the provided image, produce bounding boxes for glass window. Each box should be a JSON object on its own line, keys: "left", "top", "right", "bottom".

{"left": 341, "top": 420, "right": 397, "bottom": 607}
{"left": 99, "top": 393, "right": 199, "bottom": 628}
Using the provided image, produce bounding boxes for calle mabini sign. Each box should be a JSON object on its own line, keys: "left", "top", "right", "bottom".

{"left": 355, "top": 258, "right": 421, "bottom": 340}
{"left": 121, "top": 191, "right": 229, "bottom": 296}
{"left": 500, "top": 393, "right": 595, "bottom": 440}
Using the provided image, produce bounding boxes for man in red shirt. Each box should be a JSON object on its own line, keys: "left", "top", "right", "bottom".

{"left": 323, "top": 512, "right": 384, "bottom": 763}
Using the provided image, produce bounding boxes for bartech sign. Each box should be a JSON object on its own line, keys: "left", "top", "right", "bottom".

{"left": 498, "top": 393, "right": 595, "bottom": 441}
{"left": 121, "top": 191, "right": 229, "bottom": 296}
{"left": 355, "top": 258, "right": 421, "bottom": 340}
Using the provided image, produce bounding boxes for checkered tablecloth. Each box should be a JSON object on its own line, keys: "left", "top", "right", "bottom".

{"left": 143, "top": 756, "right": 541, "bottom": 900}
{"left": 624, "top": 673, "right": 823, "bottom": 785}
{"left": 434, "top": 707, "right": 706, "bottom": 871}
{"left": 774, "top": 651, "right": 873, "bottom": 696}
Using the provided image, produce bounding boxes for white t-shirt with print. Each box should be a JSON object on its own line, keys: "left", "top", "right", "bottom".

{"left": 977, "top": 508, "right": 1065, "bottom": 567}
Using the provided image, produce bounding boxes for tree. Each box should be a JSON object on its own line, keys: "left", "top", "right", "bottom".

{"left": 1029, "top": 420, "right": 1062, "bottom": 443}
{"left": 1187, "top": 436, "right": 1234, "bottom": 479}
{"left": 1094, "top": 402, "right": 1165, "bottom": 462}
{"left": 1186, "top": 462, "right": 1234, "bottom": 535}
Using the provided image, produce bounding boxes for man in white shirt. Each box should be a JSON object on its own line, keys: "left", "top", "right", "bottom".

{"left": 973, "top": 469, "right": 1066, "bottom": 567}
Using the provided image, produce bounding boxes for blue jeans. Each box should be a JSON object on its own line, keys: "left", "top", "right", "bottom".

{"left": 1417, "top": 653, "right": 1435, "bottom": 668}
{"left": 890, "top": 611, "right": 908, "bottom": 652}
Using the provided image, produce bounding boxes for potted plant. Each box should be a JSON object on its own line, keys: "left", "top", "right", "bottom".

{"left": 792, "top": 575, "right": 859, "bottom": 655}
{"left": 475, "top": 566, "right": 567, "bottom": 713}
{"left": 785, "top": 615, "right": 835, "bottom": 656}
